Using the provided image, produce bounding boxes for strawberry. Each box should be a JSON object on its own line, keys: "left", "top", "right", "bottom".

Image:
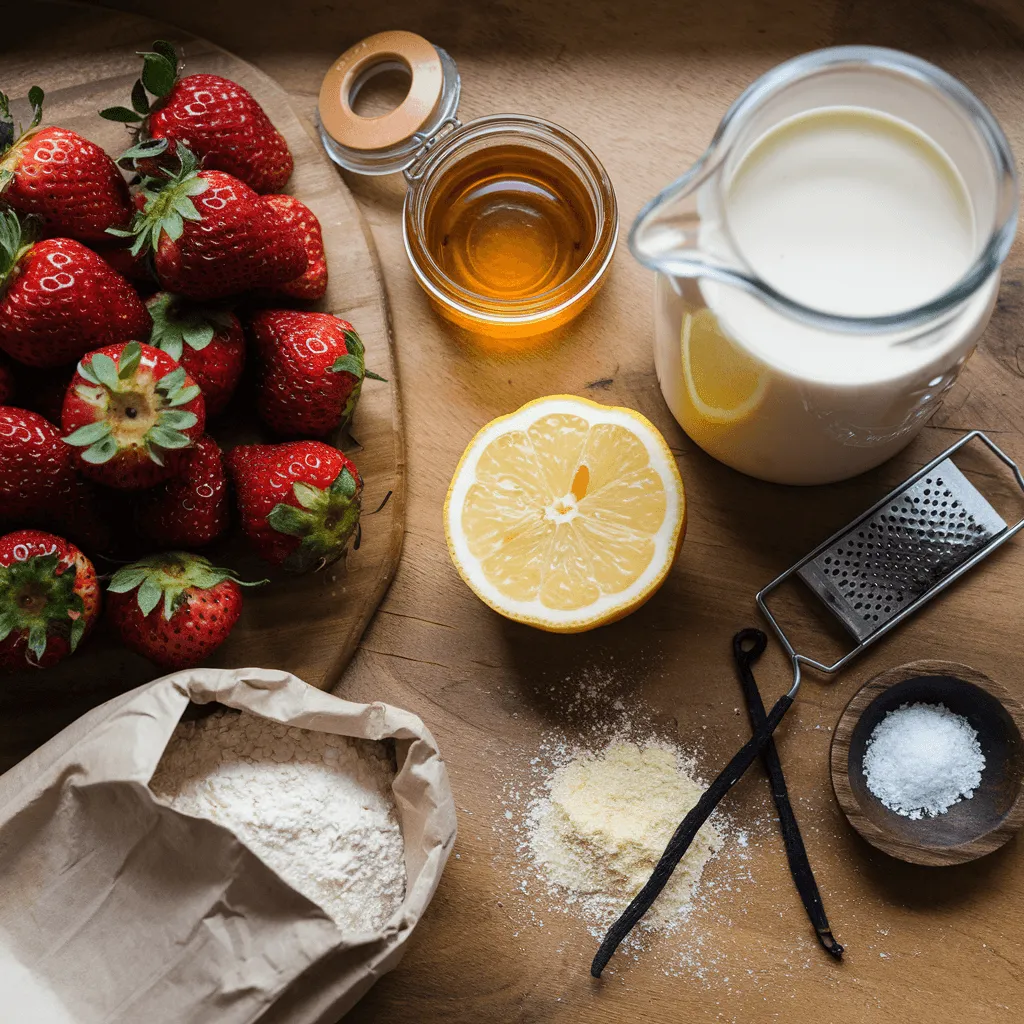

{"left": 112, "top": 148, "right": 306, "bottom": 301}
{"left": 0, "top": 88, "right": 133, "bottom": 243}
{"left": 0, "top": 529, "right": 100, "bottom": 669}
{"left": 106, "top": 552, "right": 263, "bottom": 669}
{"left": 226, "top": 441, "right": 362, "bottom": 572}
{"left": 0, "top": 211, "right": 151, "bottom": 369}
{"left": 0, "top": 406, "right": 112, "bottom": 553}
{"left": 147, "top": 292, "right": 244, "bottom": 416}
{"left": 90, "top": 242, "right": 154, "bottom": 289}
{"left": 137, "top": 434, "right": 228, "bottom": 547}
{"left": 250, "top": 311, "right": 385, "bottom": 437}
{"left": 263, "top": 194, "right": 328, "bottom": 301}
{"left": 100, "top": 42, "right": 292, "bottom": 194}
{"left": 62, "top": 341, "right": 205, "bottom": 489}
{"left": 0, "top": 353, "right": 14, "bottom": 402}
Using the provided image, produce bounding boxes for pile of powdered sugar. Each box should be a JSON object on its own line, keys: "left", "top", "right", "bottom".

{"left": 863, "top": 701, "right": 985, "bottom": 819}
{"left": 527, "top": 739, "right": 723, "bottom": 930}
{"left": 150, "top": 709, "right": 406, "bottom": 933}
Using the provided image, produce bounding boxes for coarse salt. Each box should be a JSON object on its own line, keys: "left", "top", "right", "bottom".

{"left": 862, "top": 702, "right": 985, "bottom": 820}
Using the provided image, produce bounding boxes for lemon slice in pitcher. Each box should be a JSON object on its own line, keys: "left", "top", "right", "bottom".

{"left": 681, "top": 308, "right": 766, "bottom": 423}
{"left": 444, "top": 396, "right": 685, "bottom": 632}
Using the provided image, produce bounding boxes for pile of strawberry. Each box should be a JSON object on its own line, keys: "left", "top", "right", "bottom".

{"left": 0, "top": 44, "right": 383, "bottom": 673}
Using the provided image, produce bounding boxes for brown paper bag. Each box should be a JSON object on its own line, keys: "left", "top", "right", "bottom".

{"left": 0, "top": 667, "right": 457, "bottom": 1024}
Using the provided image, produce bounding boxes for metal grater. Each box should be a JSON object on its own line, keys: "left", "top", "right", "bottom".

{"left": 797, "top": 459, "right": 1007, "bottom": 642}
{"left": 757, "top": 431, "right": 1024, "bottom": 696}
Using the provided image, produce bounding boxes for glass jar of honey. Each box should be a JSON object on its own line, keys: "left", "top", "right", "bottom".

{"left": 317, "top": 31, "right": 618, "bottom": 339}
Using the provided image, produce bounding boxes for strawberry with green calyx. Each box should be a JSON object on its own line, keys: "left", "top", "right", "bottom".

{"left": 263, "top": 194, "right": 327, "bottom": 301}
{"left": 250, "top": 310, "right": 385, "bottom": 438}
{"left": 1, "top": 87, "right": 133, "bottom": 243}
{"left": 62, "top": 340, "right": 205, "bottom": 489}
{"left": 226, "top": 441, "right": 362, "bottom": 573}
{"left": 110, "top": 147, "right": 306, "bottom": 301}
{"left": 0, "top": 210, "right": 151, "bottom": 368}
{"left": 137, "top": 434, "right": 229, "bottom": 548}
{"left": 147, "top": 291, "right": 244, "bottom": 416}
{"left": 106, "top": 552, "right": 265, "bottom": 669}
{"left": 100, "top": 41, "right": 292, "bottom": 195}
{"left": 0, "top": 529, "right": 100, "bottom": 670}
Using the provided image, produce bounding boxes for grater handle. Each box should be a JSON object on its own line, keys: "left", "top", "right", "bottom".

{"left": 591, "top": 689, "right": 795, "bottom": 977}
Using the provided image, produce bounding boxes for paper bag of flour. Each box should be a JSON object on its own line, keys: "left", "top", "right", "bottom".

{"left": 0, "top": 667, "right": 457, "bottom": 1024}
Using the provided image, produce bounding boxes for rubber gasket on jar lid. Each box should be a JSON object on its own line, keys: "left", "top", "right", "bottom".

{"left": 318, "top": 30, "right": 444, "bottom": 152}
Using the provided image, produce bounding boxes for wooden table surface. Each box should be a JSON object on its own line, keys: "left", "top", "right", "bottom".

{"left": 39, "top": 0, "right": 1024, "bottom": 1021}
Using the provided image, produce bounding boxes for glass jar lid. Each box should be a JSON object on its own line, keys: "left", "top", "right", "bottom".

{"left": 317, "top": 30, "right": 461, "bottom": 176}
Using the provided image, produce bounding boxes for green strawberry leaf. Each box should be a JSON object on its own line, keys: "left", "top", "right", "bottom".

{"left": 292, "top": 481, "right": 322, "bottom": 510}
{"left": 73, "top": 383, "right": 106, "bottom": 407}
{"left": 81, "top": 436, "right": 118, "bottom": 464}
{"left": 141, "top": 52, "right": 176, "bottom": 98}
{"left": 329, "top": 354, "right": 363, "bottom": 377}
{"left": 88, "top": 352, "right": 121, "bottom": 392}
{"left": 108, "top": 566, "right": 148, "bottom": 592}
{"left": 267, "top": 503, "right": 314, "bottom": 538}
{"left": 160, "top": 409, "right": 198, "bottom": 430}
{"left": 0, "top": 169, "right": 13, "bottom": 192}
{"left": 118, "top": 137, "right": 168, "bottom": 162}
{"left": 156, "top": 366, "right": 186, "bottom": 394}
{"left": 152, "top": 40, "right": 179, "bottom": 75}
{"left": 63, "top": 420, "right": 112, "bottom": 446}
{"left": 365, "top": 369, "right": 388, "bottom": 382}
{"left": 27, "top": 622, "right": 47, "bottom": 661}
{"left": 148, "top": 446, "right": 166, "bottom": 468}
{"left": 68, "top": 612, "right": 85, "bottom": 653}
{"left": 181, "top": 321, "right": 214, "bottom": 351}
{"left": 137, "top": 575, "right": 162, "bottom": 616}
{"left": 130, "top": 79, "right": 150, "bottom": 116}
{"left": 330, "top": 467, "right": 358, "bottom": 500}
{"left": 100, "top": 106, "right": 145, "bottom": 123}
{"left": 0, "top": 609, "right": 14, "bottom": 644}
{"left": 75, "top": 359, "right": 101, "bottom": 386}
{"left": 343, "top": 329, "right": 365, "bottom": 359}
{"left": 148, "top": 425, "right": 191, "bottom": 449}
{"left": 27, "top": 86, "right": 44, "bottom": 130}
{"left": 118, "top": 341, "right": 142, "bottom": 379}
{"left": 166, "top": 384, "right": 201, "bottom": 408}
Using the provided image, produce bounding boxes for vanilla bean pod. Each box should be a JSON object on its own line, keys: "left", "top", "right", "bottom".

{"left": 733, "top": 628, "right": 843, "bottom": 960}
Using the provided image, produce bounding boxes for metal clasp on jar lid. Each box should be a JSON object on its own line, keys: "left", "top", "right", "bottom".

{"left": 317, "top": 30, "right": 462, "bottom": 176}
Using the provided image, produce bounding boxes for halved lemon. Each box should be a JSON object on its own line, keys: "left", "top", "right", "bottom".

{"left": 444, "top": 396, "right": 686, "bottom": 632}
{"left": 681, "top": 308, "right": 766, "bottom": 423}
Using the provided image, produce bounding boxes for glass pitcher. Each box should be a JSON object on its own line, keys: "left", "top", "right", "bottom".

{"left": 632, "top": 46, "right": 1018, "bottom": 485}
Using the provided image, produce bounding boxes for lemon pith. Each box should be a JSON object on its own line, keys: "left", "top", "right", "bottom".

{"left": 444, "top": 396, "right": 686, "bottom": 632}
{"left": 681, "top": 308, "right": 766, "bottom": 423}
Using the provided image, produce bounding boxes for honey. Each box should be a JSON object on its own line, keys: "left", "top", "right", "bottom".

{"left": 423, "top": 144, "right": 597, "bottom": 301}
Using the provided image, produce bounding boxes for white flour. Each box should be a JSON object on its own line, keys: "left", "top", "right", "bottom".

{"left": 150, "top": 709, "right": 406, "bottom": 933}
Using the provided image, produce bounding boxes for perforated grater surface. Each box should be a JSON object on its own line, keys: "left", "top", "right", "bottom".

{"left": 758, "top": 431, "right": 1024, "bottom": 695}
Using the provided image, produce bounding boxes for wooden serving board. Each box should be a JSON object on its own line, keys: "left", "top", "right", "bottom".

{"left": 0, "top": 3, "right": 404, "bottom": 770}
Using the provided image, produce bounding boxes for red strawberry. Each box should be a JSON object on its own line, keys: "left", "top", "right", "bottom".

{"left": 226, "top": 441, "right": 362, "bottom": 572}
{"left": 106, "top": 552, "right": 263, "bottom": 669}
{"left": 0, "top": 88, "right": 133, "bottom": 243}
{"left": 147, "top": 292, "right": 244, "bottom": 416}
{"left": 137, "top": 435, "right": 228, "bottom": 547}
{"left": 250, "top": 311, "right": 385, "bottom": 437}
{"left": 0, "top": 353, "right": 14, "bottom": 402}
{"left": 62, "top": 341, "right": 205, "bottom": 489}
{"left": 263, "top": 194, "right": 328, "bottom": 300}
{"left": 114, "top": 149, "right": 306, "bottom": 301}
{"left": 0, "top": 211, "right": 151, "bottom": 368}
{"left": 0, "top": 529, "right": 100, "bottom": 669}
{"left": 90, "top": 242, "right": 154, "bottom": 289}
{"left": 101, "top": 43, "right": 292, "bottom": 194}
{"left": 0, "top": 406, "right": 112, "bottom": 553}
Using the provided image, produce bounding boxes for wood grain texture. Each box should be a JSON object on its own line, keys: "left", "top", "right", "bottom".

{"left": 7, "top": 1, "right": 1024, "bottom": 1022}
{"left": 0, "top": 3, "right": 404, "bottom": 768}
{"left": 831, "top": 660, "right": 1024, "bottom": 866}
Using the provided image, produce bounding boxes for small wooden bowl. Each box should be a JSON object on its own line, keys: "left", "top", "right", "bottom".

{"left": 830, "top": 661, "right": 1024, "bottom": 866}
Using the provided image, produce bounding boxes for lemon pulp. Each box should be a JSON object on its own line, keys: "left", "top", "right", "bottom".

{"left": 445, "top": 396, "right": 685, "bottom": 632}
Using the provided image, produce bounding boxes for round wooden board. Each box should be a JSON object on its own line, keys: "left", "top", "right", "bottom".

{"left": 0, "top": 2, "right": 404, "bottom": 770}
